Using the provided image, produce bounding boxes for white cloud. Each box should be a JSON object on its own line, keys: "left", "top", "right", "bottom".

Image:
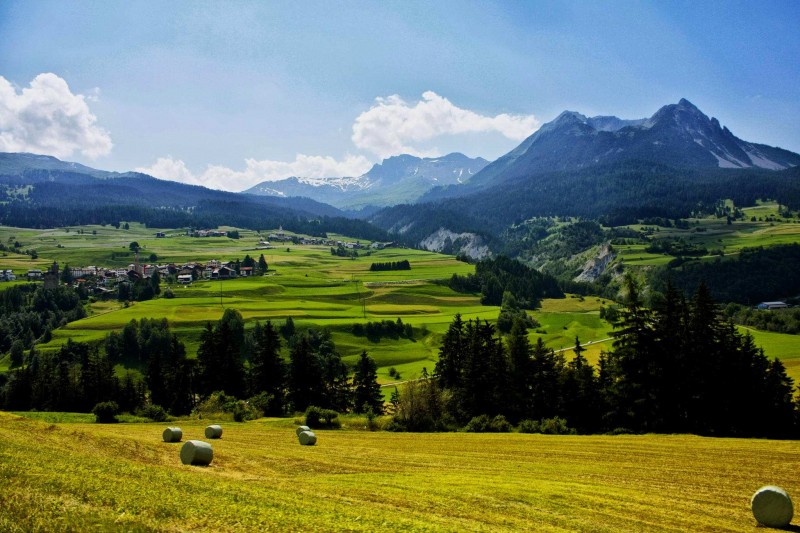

{"left": 351, "top": 90, "right": 539, "bottom": 159}
{"left": 0, "top": 73, "right": 112, "bottom": 159}
{"left": 135, "top": 157, "right": 201, "bottom": 185}
{"left": 136, "top": 153, "right": 373, "bottom": 191}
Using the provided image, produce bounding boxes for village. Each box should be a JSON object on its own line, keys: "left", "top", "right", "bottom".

{"left": 0, "top": 229, "right": 395, "bottom": 301}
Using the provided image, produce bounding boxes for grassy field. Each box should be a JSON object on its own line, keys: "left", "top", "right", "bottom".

{"left": 0, "top": 223, "right": 487, "bottom": 383}
{"left": 2, "top": 222, "right": 796, "bottom": 384}
{"left": 614, "top": 201, "right": 800, "bottom": 266}
{"left": 0, "top": 411, "right": 797, "bottom": 532}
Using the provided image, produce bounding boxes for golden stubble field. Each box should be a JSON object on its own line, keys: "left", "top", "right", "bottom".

{"left": 0, "top": 412, "right": 797, "bottom": 532}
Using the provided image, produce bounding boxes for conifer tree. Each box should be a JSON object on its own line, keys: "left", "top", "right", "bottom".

{"left": 250, "top": 320, "right": 286, "bottom": 415}
{"left": 352, "top": 350, "right": 383, "bottom": 414}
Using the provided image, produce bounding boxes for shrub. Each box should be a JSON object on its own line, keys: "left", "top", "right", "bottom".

{"left": 517, "top": 417, "right": 576, "bottom": 435}
{"left": 163, "top": 288, "right": 175, "bottom": 299}
{"left": 464, "top": 414, "right": 512, "bottom": 433}
{"left": 232, "top": 401, "right": 259, "bottom": 422}
{"left": 136, "top": 404, "right": 168, "bottom": 422}
{"left": 304, "top": 406, "right": 341, "bottom": 429}
{"left": 247, "top": 392, "right": 278, "bottom": 417}
{"left": 517, "top": 419, "right": 539, "bottom": 433}
{"left": 92, "top": 401, "right": 120, "bottom": 423}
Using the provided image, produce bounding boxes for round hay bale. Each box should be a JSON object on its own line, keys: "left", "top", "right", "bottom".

{"left": 751, "top": 485, "right": 793, "bottom": 528}
{"left": 180, "top": 440, "right": 213, "bottom": 466}
{"left": 162, "top": 427, "right": 183, "bottom": 443}
{"left": 204, "top": 424, "right": 223, "bottom": 439}
{"left": 298, "top": 430, "right": 317, "bottom": 446}
{"left": 296, "top": 425, "right": 311, "bottom": 437}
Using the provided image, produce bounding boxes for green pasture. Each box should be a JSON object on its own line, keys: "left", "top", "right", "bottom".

{"left": 614, "top": 202, "right": 800, "bottom": 266}
{"left": 11, "top": 225, "right": 479, "bottom": 382}
{"left": 1, "top": 412, "right": 798, "bottom": 532}
{"left": 739, "top": 326, "right": 800, "bottom": 383}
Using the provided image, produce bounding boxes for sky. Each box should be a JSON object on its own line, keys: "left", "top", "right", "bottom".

{"left": 0, "top": 0, "right": 798, "bottom": 191}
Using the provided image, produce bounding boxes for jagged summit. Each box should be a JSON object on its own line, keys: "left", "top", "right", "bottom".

{"left": 466, "top": 99, "right": 800, "bottom": 187}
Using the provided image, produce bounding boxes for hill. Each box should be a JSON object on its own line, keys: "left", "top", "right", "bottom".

{"left": 0, "top": 153, "right": 388, "bottom": 241}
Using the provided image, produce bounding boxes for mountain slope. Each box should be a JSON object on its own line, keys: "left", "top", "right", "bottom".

{"left": 466, "top": 99, "right": 800, "bottom": 190}
{"left": 245, "top": 152, "right": 489, "bottom": 209}
{"left": 0, "top": 153, "right": 393, "bottom": 241}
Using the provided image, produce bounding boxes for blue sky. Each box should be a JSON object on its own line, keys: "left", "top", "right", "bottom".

{"left": 0, "top": 0, "right": 798, "bottom": 190}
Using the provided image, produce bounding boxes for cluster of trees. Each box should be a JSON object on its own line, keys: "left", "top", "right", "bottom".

{"left": 651, "top": 244, "right": 800, "bottom": 305}
{"left": 448, "top": 255, "right": 563, "bottom": 307}
{"left": 331, "top": 244, "right": 358, "bottom": 258}
{"left": 0, "top": 284, "right": 86, "bottom": 363}
{"left": 723, "top": 304, "right": 800, "bottom": 335}
{"left": 646, "top": 238, "right": 708, "bottom": 257}
{"left": 351, "top": 318, "right": 413, "bottom": 342}
{"left": 0, "top": 310, "right": 384, "bottom": 418}
{"left": 414, "top": 278, "right": 798, "bottom": 438}
{"left": 369, "top": 260, "right": 410, "bottom": 271}
{"left": 1, "top": 339, "right": 143, "bottom": 413}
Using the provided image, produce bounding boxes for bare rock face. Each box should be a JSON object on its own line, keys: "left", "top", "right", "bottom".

{"left": 574, "top": 244, "right": 616, "bottom": 283}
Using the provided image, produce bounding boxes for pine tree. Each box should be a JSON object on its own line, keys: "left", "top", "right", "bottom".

{"left": 150, "top": 269, "right": 161, "bottom": 295}
{"left": 352, "top": 351, "right": 383, "bottom": 414}
{"left": 250, "top": 320, "right": 286, "bottom": 415}
{"left": 258, "top": 254, "right": 268, "bottom": 274}
{"left": 287, "top": 335, "right": 324, "bottom": 411}
{"left": 507, "top": 318, "right": 532, "bottom": 422}
{"left": 435, "top": 313, "right": 465, "bottom": 389}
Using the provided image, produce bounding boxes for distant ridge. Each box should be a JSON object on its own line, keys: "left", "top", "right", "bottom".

{"left": 245, "top": 152, "right": 489, "bottom": 209}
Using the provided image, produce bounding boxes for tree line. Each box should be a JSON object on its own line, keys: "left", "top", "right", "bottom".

{"left": 392, "top": 277, "right": 799, "bottom": 438}
{"left": 369, "top": 260, "right": 410, "bottom": 271}
{"left": 448, "top": 255, "right": 564, "bottom": 307}
{"left": 0, "top": 284, "right": 86, "bottom": 363}
{"left": 0, "top": 310, "right": 384, "bottom": 418}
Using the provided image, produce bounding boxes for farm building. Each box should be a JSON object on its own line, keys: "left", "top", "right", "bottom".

{"left": 757, "top": 301, "right": 789, "bottom": 310}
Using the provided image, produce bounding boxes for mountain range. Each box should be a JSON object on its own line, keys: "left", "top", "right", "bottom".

{"left": 0, "top": 99, "right": 798, "bottom": 253}
{"left": 426, "top": 99, "right": 799, "bottom": 199}
{"left": 245, "top": 152, "right": 489, "bottom": 210}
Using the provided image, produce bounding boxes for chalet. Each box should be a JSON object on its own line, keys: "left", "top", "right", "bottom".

{"left": 27, "top": 269, "right": 43, "bottom": 280}
{"left": 240, "top": 266, "right": 253, "bottom": 277}
{"left": 155, "top": 232, "right": 166, "bottom": 238}
{"left": 203, "top": 266, "right": 214, "bottom": 279}
{"left": 177, "top": 274, "right": 193, "bottom": 284}
{"left": 1, "top": 269, "right": 15, "bottom": 281}
{"left": 757, "top": 301, "right": 789, "bottom": 310}
{"left": 217, "top": 266, "right": 236, "bottom": 279}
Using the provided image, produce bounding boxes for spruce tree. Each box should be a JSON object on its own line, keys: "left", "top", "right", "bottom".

{"left": 250, "top": 320, "right": 286, "bottom": 414}
{"left": 352, "top": 351, "right": 383, "bottom": 414}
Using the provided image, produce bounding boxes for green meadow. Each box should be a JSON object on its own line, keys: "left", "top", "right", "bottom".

{"left": 1, "top": 411, "right": 797, "bottom": 532}
{"left": 1, "top": 222, "right": 798, "bottom": 384}
{"left": 614, "top": 201, "right": 800, "bottom": 266}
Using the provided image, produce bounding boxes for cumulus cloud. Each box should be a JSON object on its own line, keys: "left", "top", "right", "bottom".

{"left": 135, "top": 157, "right": 201, "bottom": 185}
{"left": 136, "top": 153, "right": 373, "bottom": 191}
{"left": 0, "top": 73, "right": 112, "bottom": 158}
{"left": 351, "top": 90, "right": 539, "bottom": 159}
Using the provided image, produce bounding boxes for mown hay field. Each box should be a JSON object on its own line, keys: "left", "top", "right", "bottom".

{"left": 0, "top": 412, "right": 798, "bottom": 532}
